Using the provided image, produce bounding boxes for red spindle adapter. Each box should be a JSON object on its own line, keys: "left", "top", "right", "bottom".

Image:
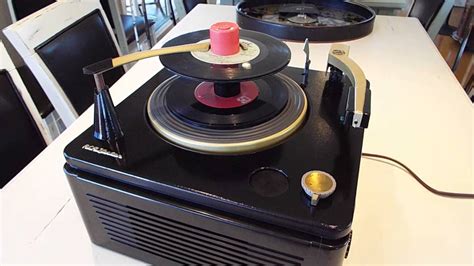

{"left": 209, "top": 22, "right": 240, "bottom": 56}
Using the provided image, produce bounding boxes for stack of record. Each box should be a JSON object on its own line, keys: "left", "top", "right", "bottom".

{"left": 148, "top": 29, "right": 308, "bottom": 155}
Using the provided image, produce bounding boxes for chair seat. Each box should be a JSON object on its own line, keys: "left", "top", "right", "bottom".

{"left": 121, "top": 15, "right": 155, "bottom": 44}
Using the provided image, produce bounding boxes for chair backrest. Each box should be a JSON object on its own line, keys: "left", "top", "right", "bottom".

{"left": 99, "top": 0, "right": 116, "bottom": 28}
{"left": 4, "top": 1, "right": 56, "bottom": 120}
{"left": 0, "top": 41, "right": 50, "bottom": 142}
{"left": 3, "top": 1, "right": 124, "bottom": 127}
{"left": 409, "top": 0, "right": 446, "bottom": 29}
{"left": 183, "top": 0, "right": 207, "bottom": 14}
{"left": 7, "top": 0, "right": 56, "bottom": 22}
{"left": 35, "top": 10, "right": 125, "bottom": 116}
{"left": 0, "top": 42, "right": 47, "bottom": 188}
{"left": 16, "top": 64, "right": 54, "bottom": 119}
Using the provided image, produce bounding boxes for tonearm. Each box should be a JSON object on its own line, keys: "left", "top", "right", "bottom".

{"left": 327, "top": 44, "right": 371, "bottom": 128}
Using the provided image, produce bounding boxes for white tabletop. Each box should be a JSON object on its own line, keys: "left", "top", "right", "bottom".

{"left": 1, "top": 4, "right": 472, "bottom": 265}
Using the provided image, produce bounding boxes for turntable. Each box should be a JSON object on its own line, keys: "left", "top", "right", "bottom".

{"left": 64, "top": 22, "right": 371, "bottom": 265}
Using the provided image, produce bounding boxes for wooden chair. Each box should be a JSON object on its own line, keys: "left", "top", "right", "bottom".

{"left": 3, "top": 1, "right": 125, "bottom": 127}
{"left": 0, "top": 41, "right": 48, "bottom": 188}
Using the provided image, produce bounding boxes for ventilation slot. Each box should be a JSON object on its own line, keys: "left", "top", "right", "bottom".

{"left": 87, "top": 194, "right": 304, "bottom": 265}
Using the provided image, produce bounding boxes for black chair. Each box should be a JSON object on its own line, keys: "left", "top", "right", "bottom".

{"left": 100, "top": 0, "right": 155, "bottom": 45}
{"left": 183, "top": 0, "right": 207, "bottom": 14}
{"left": 452, "top": 25, "right": 473, "bottom": 71}
{"left": 409, "top": 0, "right": 445, "bottom": 29}
{"left": 35, "top": 9, "right": 125, "bottom": 115}
{"left": 0, "top": 69, "right": 46, "bottom": 188}
{"left": 438, "top": 7, "right": 459, "bottom": 37}
{"left": 120, "top": 15, "right": 155, "bottom": 44}
{"left": 9, "top": 0, "right": 56, "bottom": 21}
{"left": 437, "top": 6, "right": 473, "bottom": 71}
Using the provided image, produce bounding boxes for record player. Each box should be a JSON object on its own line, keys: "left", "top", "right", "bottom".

{"left": 64, "top": 22, "right": 371, "bottom": 265}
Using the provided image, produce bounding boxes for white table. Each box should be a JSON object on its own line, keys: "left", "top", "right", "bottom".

{"left": 1, "top": 4, "right": 472, "bottom": 265}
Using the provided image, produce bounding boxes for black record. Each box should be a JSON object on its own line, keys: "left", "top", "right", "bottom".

{"left": 165, "top": 76, "right": 289, "bottom": 129}
{"left": 147, "top": 72, "right": 307, "bottom": 155}
{"left": 160, "top": 29, "right": 291, "bottom": 82}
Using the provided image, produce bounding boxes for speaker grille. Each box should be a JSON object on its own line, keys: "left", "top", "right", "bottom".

{"left": 87, "top": 194, "right": 304, "bottom": 265}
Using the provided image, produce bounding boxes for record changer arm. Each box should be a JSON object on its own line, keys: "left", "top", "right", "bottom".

{"left": 83, "top": 42, "right": 211, "bottom": 75}
{"left": 82, "top": 42, "right": 212, "bottom": 142}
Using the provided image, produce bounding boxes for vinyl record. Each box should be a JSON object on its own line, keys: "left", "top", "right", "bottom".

{"left": 147, "top": 73, "right": 307, "bottom": 155}
{"left": 160, "top": 29, "right": 291, "bottom": 82}
{"left": 165, "top": 76, "right": 289, "bottom": 130}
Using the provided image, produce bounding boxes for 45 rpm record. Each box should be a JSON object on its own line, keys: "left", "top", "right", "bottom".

{"left": 147, "top": 73, "right": 307, "bottom": 155}
{"left": 160, "top": 29, "right": 291, "bottom": 82}
{"left": 165, "top": 76, "right": 289, "bottom": 130}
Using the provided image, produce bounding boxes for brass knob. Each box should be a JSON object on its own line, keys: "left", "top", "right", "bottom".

{"left": 301, "top": 171, "right": 336, "bottom": 206}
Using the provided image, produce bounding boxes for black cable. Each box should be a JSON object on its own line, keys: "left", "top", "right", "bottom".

{"left": 361, "top": 153, "right": 474, "bottom": 199}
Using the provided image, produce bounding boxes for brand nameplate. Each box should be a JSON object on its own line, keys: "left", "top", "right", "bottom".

{"left": 82, "top": 144, "right": 122, "bottom": 159}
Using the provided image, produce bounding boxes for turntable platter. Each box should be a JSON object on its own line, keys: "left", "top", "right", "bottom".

{"left": 147, "top": 73, "right": 307, "bottom": 155}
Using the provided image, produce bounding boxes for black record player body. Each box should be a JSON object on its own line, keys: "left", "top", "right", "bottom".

{"left": 64, "top": 67, "right": 365, "bottom": 265}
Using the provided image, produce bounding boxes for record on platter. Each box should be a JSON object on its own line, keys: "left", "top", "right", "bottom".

{"left": 159, "top": 29, "right": 291, "bottom": 82}
{"left": 147, "top": 73, "right": 307, "bottom": 155}
{"left": 165, "top": 75, "right": 289, "bottom": 129}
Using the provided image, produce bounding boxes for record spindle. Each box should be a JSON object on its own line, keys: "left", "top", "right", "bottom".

{"left": 214, "top": 82, "right": 241, "bottom": 97}
{"left": 209, "top": 22, "right": 240, "bottom": 56}
{"left": 209, "top": 22, "right": 242, "bottom": 99}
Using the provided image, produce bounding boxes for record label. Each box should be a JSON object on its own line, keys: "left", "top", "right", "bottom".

{"left": 191, "top": 39, "right": 260, "bottom": 65}
{"left": 194, "top": 81, "right": 259, "bottom": 109}
{"left": 160, "top": 29, "right": 291, "bottom": 82}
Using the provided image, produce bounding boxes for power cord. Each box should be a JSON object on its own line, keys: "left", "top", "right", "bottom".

{"left": 362, "top": 153, "right": 474, "bottom": 199}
